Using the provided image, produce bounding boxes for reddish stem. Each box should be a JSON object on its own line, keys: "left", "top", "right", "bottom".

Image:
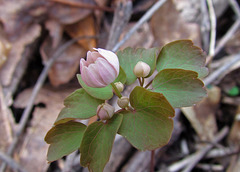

{"left": 150, "top": 150, "right": 155, "bottom": 172}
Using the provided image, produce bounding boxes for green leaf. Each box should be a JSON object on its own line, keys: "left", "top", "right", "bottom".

{"left": 152, "top": 69, "right": 207, "bottom": 108}
{"left": 55, "top": 89, "right": 104, "bottom": 124}
{"left": 114, "top": 66, "right": 126, "bottom": 84}
{"left": 77, "top": 74, "right": 113, "bottom": 100}
{"left": 80, "top": 114, "right": 123, "bottom": 172}
{"left": 156, "top": 40, "right": 208, "bottom": 78}
{"left": 118, "top": 86, "right": 174, "bottom": 151}
{"left": 45, "top": 121, "right": 86, "bottom": 162}
{"left": 117, "top": 47, "right": 158, "bottom": 85}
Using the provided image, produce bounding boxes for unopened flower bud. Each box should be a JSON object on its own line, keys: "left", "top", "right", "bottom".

{"left": 114, "top": 82, "right": 124, "bottom": 93}
{"left": 133, "top": 61, "right": 151, "bottom": 77}
{"left": 97, "top": 103, "right": 115, "bottom": 120}
{"left": 117, "top": 96, "right": 129, "bottom": 108}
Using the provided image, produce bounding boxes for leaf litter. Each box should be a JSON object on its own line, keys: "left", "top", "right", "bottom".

{"left": 0, "top": 0, "right": 240, "bottom": 171}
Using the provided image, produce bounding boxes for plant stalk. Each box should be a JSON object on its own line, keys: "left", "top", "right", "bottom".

{"left": 150, "top": 150, "right": 155, "bottom": 172}
{"left": 111, "top": 83, "right": 122, "bottom": 98}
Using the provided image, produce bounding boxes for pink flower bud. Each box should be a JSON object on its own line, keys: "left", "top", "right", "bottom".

{"left": 97, "top": 103, "right": 115, "bottom": 120}
{"left": 80, "top": 48, "right": 119, "bottom": 88}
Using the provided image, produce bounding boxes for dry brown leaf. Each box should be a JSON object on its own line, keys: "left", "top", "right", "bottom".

{"left": 182, "top": 86, "right": 221, "bottom": 141}
{"left": 0, "top": 24, "right": 41, "bottom": 87}
{"left": 228, "top": 106, "right": 240, "bottom": 146}
{"left": 49, "top": 0, "right": 95, "bottom": 25}
{"left": 150, "top": 0, "right": 201, "bottom": 48}
{"left": 45, "top": 20, "right": 63, "bottom": 49}
{"left": 0, "top": 39, "right": 11, "bottom": 69}
{"left": 94, "top": 0, "right": 108, "bottom": 25}
{"left": 14, "top": 85, "right": 77, "bottom": 172}
{"left": 120, "top": 22, "right": 154, "bottom": 49}
{"left": 40, "top": 37, "right": 86, "bottom": 87}
{"left": 65, "top": 14, "right": 97, "bottom": 50}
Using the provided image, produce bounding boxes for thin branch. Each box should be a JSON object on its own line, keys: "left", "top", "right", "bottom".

{"left": 0, "top": 151, "right": 27, "bottom": 172}
{"left": 206, "top": 0, "right": 216, "bottom": 58}
{"left": 0, "top": 36, "right": 96, "bottom": 172}
{"left": 106, "top": 0, "right": 132, "bottom": 50}
{"left": 229, "top": 0, "right": 240, "bottom": 18}
{"left": 204, "top": 53, "right": 240, "bottom": 86}
{"left": 112, "top": 0, "right": 167, "bottom": 52}
{"left": 210, "top": 19, "right": 240, "bottom": 63}
{"left": 168, "top": 127, "right": 229, "bottom": 172}
{"left": 200, "top": 0, "right": 210, "bottom": 52}
{"left": 51, "top": 0, "right": 114, "bottom": 12}
{"left": 206, "top": 0, "right": 240, "bottom": 64}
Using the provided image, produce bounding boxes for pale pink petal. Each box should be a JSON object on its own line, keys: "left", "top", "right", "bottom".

{"left": 88, "top": 62, "right": 105, "bottom": 84}
{"left": 81, "top": 66, "right": 106, "bottom": 88}
{"left": 87, "top": 51, "right": 100, "bottom": 64}
{"left": 91, "top": 51, "right": 102, "bottom": 60}
{"left": 94, "top": 48, "right": 119, "bottom": 75}
{"left": 80, "top": 58, "right": 87, "bottom": 73}
{"left": 96, "top": 58, "right": 117, "bottom": 85}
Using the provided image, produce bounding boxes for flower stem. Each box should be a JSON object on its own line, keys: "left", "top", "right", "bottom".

{"left": 144, "top": 79, "right": 153, "bottom": 89}
{"left": 111, "top": 83, "right": 122, "bottom": 98}
{"left": 138, "top": 77, "right": 142, "bottom": 86}
{"left": 141, "top": 77, "right": 145, "bottom": 87}
{"left": 150, "top": 150, "right": 155, "bottom": 172}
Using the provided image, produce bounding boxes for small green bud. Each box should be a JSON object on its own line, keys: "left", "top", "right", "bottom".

{"left": 114, "top": 82, "right": 124, "bottom": 93}
{"left": 117, "top": 96, "right": 129, "bottom": 108}
{"left": 97, "top": 103, "right": 115, "bottom": 120}
{"left": 133, "top": 61, "right": 151, "bottom": 77}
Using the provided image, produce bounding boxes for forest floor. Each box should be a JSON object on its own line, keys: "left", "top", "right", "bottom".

{"left": 0, "top": 0, "right": 240, "bottom": 172}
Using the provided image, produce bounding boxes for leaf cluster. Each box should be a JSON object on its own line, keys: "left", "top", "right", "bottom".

{"left": 45, "top": 40, "right": 208, "bottom": 172}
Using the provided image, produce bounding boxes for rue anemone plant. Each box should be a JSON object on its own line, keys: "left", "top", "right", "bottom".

{"left": 44, "top": 40, "right": 208, "bottom": 172}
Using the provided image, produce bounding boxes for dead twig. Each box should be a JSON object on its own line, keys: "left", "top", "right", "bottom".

{"left": 0, "top": 151, "right": 27, "bottom": 172}
{"left": 204, "top": 53, "right": 240, "bottom": 86}
{"left": 206, "top": 147, "right": 240, "bottom": 159}
{"left": 168, "top": 126, "right": 229, "bottom": 172}
{"left": 200, "top": 0, "right": 210, "bottom": 52}
{"left": 229, "top": 0, "right": 240, "bottom": 18}
{"left": 206, "top": 0, "right": 216, "bottom": 58}
{"left": 106, "top": 0, "right": 132, "bottom": 50}
{"left": 112, "top": 0, "right": 167, "bottom": 52}
{"left": 213, "top": 19, "right": 240, "bottom": 61}
{"left": 206, "top": 0, "right": 240, "bottom": 64}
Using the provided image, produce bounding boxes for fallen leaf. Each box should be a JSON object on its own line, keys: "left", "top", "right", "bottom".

{"left": 49, "top": 0, "right": 95, "bottom": 25}
{"left": 0, "top": 24, "right": 41, "bottom": 86}
{"left": 14, "top": 85, "right": 77, "bottom": 172}
{"left": 120, "top": 23, "right": 154, "bottom": 49}
{"left": 150, "top": 0, "right": 201, "bottom": 47}
{"left": 228, "top": 106, "right": 240, "bottom": 146}
{"left": 45, "top": 20, "right": 63, "bottom": 49}
{"left": 40, "top": 37, "right": 86, "bottom": 86}
{"left": 0, "top": 39, "right": 11, "bottom": 69}
{"left": 182, "top": 86, "right": 221, "bottom": 141}
{"left": 65, "top": 14, "right": 97, "bottom": 50}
